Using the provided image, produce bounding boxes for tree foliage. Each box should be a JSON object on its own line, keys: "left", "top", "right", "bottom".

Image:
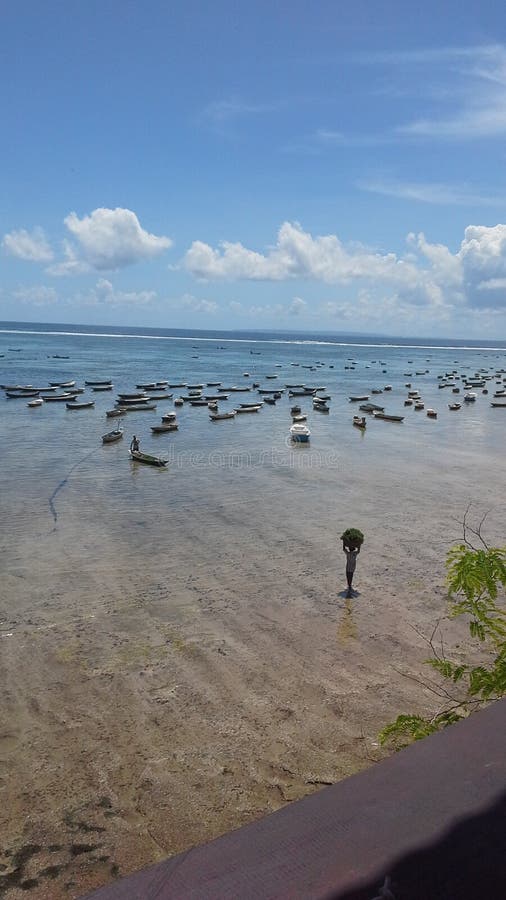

{"left": 379, "top": 531, "right": 506, "bottom": 750}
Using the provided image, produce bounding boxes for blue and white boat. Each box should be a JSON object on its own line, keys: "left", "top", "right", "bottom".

{"left": 290, "top": 423, "right": 311, "bottom": 443}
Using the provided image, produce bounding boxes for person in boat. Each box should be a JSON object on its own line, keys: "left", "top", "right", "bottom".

{"left": 130, "top": 435, "right": 140, "bottom": 452}
{"left": 343, "top": 545, "right": 360, "bottom": 598}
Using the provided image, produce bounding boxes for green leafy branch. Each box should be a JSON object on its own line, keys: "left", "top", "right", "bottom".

{"left": 379, "top": 512, "right": 506, "bottom": 749}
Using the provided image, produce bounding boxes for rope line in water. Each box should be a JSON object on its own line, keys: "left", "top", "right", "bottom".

{"left": 48, "top": 448, "right": 97, "bottom": 524}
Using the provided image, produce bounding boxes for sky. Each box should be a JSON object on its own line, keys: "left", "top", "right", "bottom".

{"left": 2, "top": 0, "right": 506, "bottom": 338}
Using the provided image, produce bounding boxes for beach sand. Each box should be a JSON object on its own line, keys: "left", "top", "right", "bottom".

{"left": 1, "top": 435, "right": 504, "bottom": 898}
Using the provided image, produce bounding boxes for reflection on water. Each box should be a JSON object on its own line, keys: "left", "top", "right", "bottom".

{"left": 337, "top": 597, "right": 358, "bottom": 644}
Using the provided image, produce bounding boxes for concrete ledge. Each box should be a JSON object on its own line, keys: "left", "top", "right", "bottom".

{"left": 84, "top": 699, "right": 506, "bottom": 899}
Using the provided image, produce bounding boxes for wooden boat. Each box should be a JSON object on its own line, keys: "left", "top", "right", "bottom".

{"left": 240, "top": 401, "right": 264, "bottom": 408}
{"left": 161, "top": 413, "right": 177, "bottom": 422}
{"left": 136, "top": 383, "right": 157, "bottom": 390}
{"left": 384, "top": 385, "right": 392, "bottom": 391}
{"left": 28, "top": 398, "right": 44, "bottom": 407}
{"left": 43, "top": 393, "right": 78, "bottom": 402}
{"left": 206, "top": 382, "right": 221, "bottom": 387}
{"left": 145, "top": 392, "right": 172, "bottom": 400}
{"left": 66, "top": 400, "right": 95, "bottom": 409}
{"left": 313, "top": 401, "right": 329, "bottom": 412}
{"left": 292, "top": 414, "right": 307, "bottom": 422}
{"left": 187, "top": 384, "right": 204, "bottom": 390}
{"left": 129, "top": 450, "right": 167, "bottom": 467}
{"left": 204, "top": 395, "right": 224, "bottom": 401}
{"left": 174, "top": 398, "right": 184, "bottom": 406}
{"left": 190, "top": 399, "right": 209, "bottom": 406}
{"left": 85, "top": 379, "right": 112, "bottom": 386}
{"left": 491, "top": 401, "right": 506, "bottom": 408}
{"left": 372, "top": 412, "right": 404, "bottom": 422}
{"left": 448, "top": 403, "right": 461, "bottom": 410}
{"left": 426, "top": 409, "right": 438, "bottom": 419}
{"left": 265, "top": 374, "right": 278, "bottom": 379}
{"left": 116, "top": 402, "right": 156, "bottom": 411}
{"left": 210, "top": 411, "right": 236, "bottom": 420}
{"left": 117, "top": 393, "right": 149, "bottom": 402}
{"left": 92, "top": 384, "right": 113, "bottom": 391}
{"left": 349, "top": 395, "right": 369, "bottom": 402}
{"left": 359, "top": 402, "right": 384, "bottom": 412}
{"left": 151, "top": 422, "right": 179, "bottom": 433}
{"left": 371, "top": 389, "right": 383, "bottom": 394}
{"left": 404, "top": 399, "right": 413, "bottom": 406}
{"left": 464, "top": 393, "right": 477, "bottom": 402}
{"left": 106, "top": 408, "right": 127, "bottom": 417}
{"left": 264, "top": 396, "right": 276, "bottom": 405}
{"left": 290, "top": 405, "right": 301, "bottom": 415}
{"left": 1, "top": 384, "right": 33, "bottom": 390}
{"left": 49, "top": 380, "right": 76, "bottom": 388}
{"left": 353, "top": 416, "right": 367, "bottom": 429}
{"left": 6, "top": 389, "right": 40, "bottom": 398}
{"left": 102, "top": 428, "right": 123, "bottom": 443}
{"left": 235, "top": 405, "right": 262, "bottom": 413}
{"left": 414, "top": 401, "right": 425, "bottom": 410}
{"left": 169, "top": 383, "right": 187, "bottom": 388}
{"left": 228, "top": 386, "right": 252, "bottom": 393}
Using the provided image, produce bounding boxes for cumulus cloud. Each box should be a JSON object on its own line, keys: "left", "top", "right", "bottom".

{"left": 182, "top": 220, "right": 506, "bottom": 313}
{"left": 78, "top": 278, "right": 157, "bottom": 307}
{"left": 47, "top": 207, "right": 172, "bottom": 275}
{"left": 2, "top": 227, "right": 53, "bottom": 262}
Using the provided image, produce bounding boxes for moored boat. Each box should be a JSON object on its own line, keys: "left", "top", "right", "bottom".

{"left": 85, "top": 379, "right": 112, "bottom": 386}
{"left": 290, "top": 423, "right": 311, "bottom": 442}
{"left": 448, "top": 403, "right": 461, "bottom": 410}
{"left": 353, "top": 416, "right": 366, "bottom": 429}
{"left": 28, "top": 398, "right": 44, "bottom": 407}
{"left": 151, "top": 422, "right": 179, "bottom": 432}
{"left": 210, "top": 411, "right": 236, "bottom": 420}
{"left": 372, "top": 412, "right": 404, "bottom": 422}
{"left": 102, "top": 428, "right": 123, "bottom": 443}
{"left": 66, "top": 400, "right": 95, "bottom": 409}
{"left": 349, "top": 395, "right": 369, "bottom": 402}
{"left": 106, "top": 408, "right": 127, "bottom": 417}
{"left": 92, "top": 384, "right": 113, "bottom": 391}
{"left": 129, "top": 450, "right": 168, "bottom": 467}
{"left": 426, "top": 409, "right": 438, "bottom": 418}
{"left": 359, "top": 402, "right": 384, "bottom": 412}
{"left": 116, "top": 402, "right": 157, "bottom": 411}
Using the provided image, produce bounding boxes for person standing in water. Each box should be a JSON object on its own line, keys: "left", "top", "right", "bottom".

{"left": 130, "top": 434, "right": 140, "bottom": 452}
{"left": 343, "top": 545, "right": 360, "bottom": 598}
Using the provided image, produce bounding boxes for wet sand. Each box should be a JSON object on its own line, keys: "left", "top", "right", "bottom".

{"left": 1, "top": 434, "right": 505, "bottom": 898}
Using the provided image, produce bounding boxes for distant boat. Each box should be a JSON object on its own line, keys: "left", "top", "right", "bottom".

{"left": 151, "top": 422, "right": 179, "bottom": 432}
{"left": 85, "top": 379, "right": 112, "bottom": 386}
{"left": 49, "top": 380, "right": 75, "bottom": 388}
{"left": 349, "top": 395, "right": 369, "bottom": 402}
{"left": 426, "top": 409, "right": 438, "bottom": 418}
{"left": 6, "top": 389, "right": 40, "bottom": 398}
{"left": 210, "top": 411, "right": 236, "bottom": 420}
{"left": 106, "top": 408, "right": 126, "bottom": 418}
{"left": 464, "top": 393, "right": 477, "bottom": 402}
{"left": 66, "top": 400, "right": 95, "bottom": 409}
{"left": 43, "top": 393, "right": 78, "bottom": 402}
{"left": 373, "top": 412, "right": 404, "bottom": 422}
{"left": 161, "top": 413, "right": 177, "bottom": 423}
{"left": 116, "top": 402, "right": 156, "bottom": 411}
{"left": 353, "top": 416, "right": 366, "bottom": 429}
{"left": 290, "top": 423, "right": 311, "bottom": 443}
{"left": 102, "top": 428, "right": 123, "bottom": 443}
{"left": 28, "top": 398, "right": 44, "bottom": 407}
{"left": 448, "top": 403, "right": 461, "bottom": 410}
{"left": 292, "top": 414, "right": 307, "bottom": 423}
{"left": 491, "top": 401, "right": 506, "bottom": 408}
{"left": 92, "top": 384, "right": 113, "bottom": 392}
{"left": 359, "top": 402, "right": 384, "bottom": 412}
{"left": 414, "top": 401, "right": 425, "bottom": 410}
{"left": 129, "top": 450, "right": 167, "bottom": 467}
{"left": 174, "top": 398, "right": 184, "bottom": 407}
{"left": 235, "top": 405, "right": 261, "bottom": 413}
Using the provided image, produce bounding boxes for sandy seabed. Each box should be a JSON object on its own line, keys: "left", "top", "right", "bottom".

{"left": 1, "top": 435, "right": 504, "bottom": 899}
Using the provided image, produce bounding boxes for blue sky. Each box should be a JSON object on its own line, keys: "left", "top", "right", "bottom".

{"left": 2, "top": 1, "right": 506, "bottom": 337}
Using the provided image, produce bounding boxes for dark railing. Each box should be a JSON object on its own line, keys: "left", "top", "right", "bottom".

{"left": 84, "top": 699, "right": 506, "bottom": 899}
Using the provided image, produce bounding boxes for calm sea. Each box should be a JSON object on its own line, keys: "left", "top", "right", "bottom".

{"left": 1, "top": 320, "right": 505, "bottom": 561}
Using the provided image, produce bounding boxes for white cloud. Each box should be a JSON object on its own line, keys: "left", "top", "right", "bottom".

{"left": 12, "top": 285, "right": 58, "bottom": 306}
{"left": 358, "top": 178, "right": 505, "bottom": 207}
{"left": 78, "top": 278, "right": 157, "bottom": 307}
{"left": 48, "top": 207, "right": 172, "bottom": 275}
{"left": 180, "top": 293, "right": 218, "bottom": 314}
{"left": 288, "top": 296, "right": 307, "bottom": 315}
{"left": 183, "top": 220, "right": 506, "bottom": 313}
{"left": 2, "top": 227, "right": 53, "bottom": 262}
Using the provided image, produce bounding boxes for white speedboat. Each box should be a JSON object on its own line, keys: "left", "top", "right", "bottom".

{"left": 290, "top": 423, "right": 311, "bottom": 443}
